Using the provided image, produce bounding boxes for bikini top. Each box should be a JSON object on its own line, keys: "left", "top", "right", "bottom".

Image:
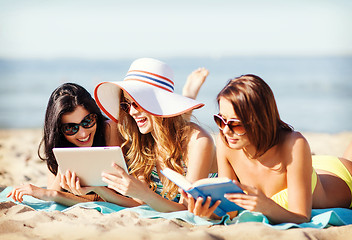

{"left": 150, "top": 160, "right": 188, "bottom": 202}
{"left": 150, "top": 166, "right": 177, "bottom": 200}
{"left": 270, "top": 169, "right": 318, "bottom": 210}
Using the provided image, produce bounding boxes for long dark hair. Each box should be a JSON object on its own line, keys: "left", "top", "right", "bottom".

{"left": 38, "top": 83, "right": 107, "bottom": 175}
{"left": 217, "top": 74, "right": 293, "bottom": 158}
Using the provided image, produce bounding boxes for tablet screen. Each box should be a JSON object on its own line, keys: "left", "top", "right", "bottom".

{"left": 53, "top": 146, "right": 128, "bottom": 186}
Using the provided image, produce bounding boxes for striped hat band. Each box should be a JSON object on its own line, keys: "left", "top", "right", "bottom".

{"left": 124, "top": 70, "right": 174, "bottom": 93}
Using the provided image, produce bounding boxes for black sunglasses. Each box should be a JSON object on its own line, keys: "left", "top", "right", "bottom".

{"left": 213, "top": 114, "right": 246, "bottom": 136}
{"left": 61, "top": 113, "right": 97, "bottom": 136}
{"left": 120, "top": 100, "right": 141, "bottom": 113}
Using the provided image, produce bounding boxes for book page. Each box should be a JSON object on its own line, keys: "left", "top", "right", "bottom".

{"left": 192, "top": 177, "right": 231, "bottom": 187}
{"left": 161, "top": 168, "right": 192, "bottom": 190}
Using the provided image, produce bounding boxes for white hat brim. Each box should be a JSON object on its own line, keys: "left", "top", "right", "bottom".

{"left": 94, "top": 80, "right": 204, "bottom": 122}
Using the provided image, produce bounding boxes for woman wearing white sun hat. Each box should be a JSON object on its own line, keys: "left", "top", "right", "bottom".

{"left": 93, "top": 58, "right": 217, "bottom": 211}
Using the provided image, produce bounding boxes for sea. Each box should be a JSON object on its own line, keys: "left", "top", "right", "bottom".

{"left": 0, "top": 56, "right": 351, "bottom": 134}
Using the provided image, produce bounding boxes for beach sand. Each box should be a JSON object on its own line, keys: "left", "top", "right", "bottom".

{"left": 1, "top": 128, "right": 352, "bottom": 239}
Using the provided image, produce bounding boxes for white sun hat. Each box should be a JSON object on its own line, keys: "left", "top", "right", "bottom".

{"left": 94, "top": 58, "right": 204, "bottom": 122}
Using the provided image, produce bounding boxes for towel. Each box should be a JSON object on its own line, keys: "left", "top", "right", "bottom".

{"left": 0, "top": 187, "right": 213, "bottom": 225}
{"left": 226, "top": 208, "right": 352, "bottom": 229}
{"left": 2, "top": 187, "right": 352, "bottom": 229}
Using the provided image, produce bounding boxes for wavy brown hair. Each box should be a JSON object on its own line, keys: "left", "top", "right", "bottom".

{"left": 217, "top": 74, "right": 293, "bottom": 158}
{"left": 118, "top": 94, "right": 191, "bottom": 200}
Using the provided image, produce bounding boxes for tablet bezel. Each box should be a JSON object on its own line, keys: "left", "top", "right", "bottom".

{"left": 53, "top": 146, "right": 128, "bottom": 187}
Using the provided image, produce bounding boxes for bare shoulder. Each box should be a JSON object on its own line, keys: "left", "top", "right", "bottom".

{"left": 281, "top": 131, "right": 311, "bottom": 167}
{"left": 188, "top": 122, "right": 214, "bottom": 142}
{"left": 187, "top": 122, "right": 215, "bottom": 149}
{"left": 282, "top": 131, "right": 309, "bottom": 150}
{"left": 186, "top": 123, "right": 217, "bottom": 174}
{"left": 104, "top": 119, "right": 116, "bottom": 137}
{"left": 104, "top": 120, "right": 123, "bottom": 146}
{"left": 105, "top": 119, "right": 118, "bottom": 129}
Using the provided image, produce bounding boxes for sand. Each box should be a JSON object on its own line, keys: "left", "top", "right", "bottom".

{"left": 1, "top": 128, "right": 352, "bottom": 239}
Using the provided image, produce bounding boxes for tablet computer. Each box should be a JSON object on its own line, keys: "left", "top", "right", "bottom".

{"left": 53, "top": 146, "right": 128, "bottom": 187}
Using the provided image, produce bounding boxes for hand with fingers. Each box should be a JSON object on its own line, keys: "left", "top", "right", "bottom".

{"left": 60, "top": 170, "right": 95, "bottom": 195}
{"left": 180, "top": 189, "right": 221, "bottom": 219}
{"left": 224, "top": 181, "right": 275, "bottom": 213}
{"left": 101, "top": 162, "right": 150, "bottom": 199}
{"left": 7, "top": 184, "right": 48, "bottom": 203}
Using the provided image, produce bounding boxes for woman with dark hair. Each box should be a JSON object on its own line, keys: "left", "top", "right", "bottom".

{"left": 7, "top": 83, "right": 122, "bottom": 205}
{"left": 41, "top": 83, "right": 108, "bottom": 177}
{"left": 185, "top": 74, "right": 352, "bottom": 224}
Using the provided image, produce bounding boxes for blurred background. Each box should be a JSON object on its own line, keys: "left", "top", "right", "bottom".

{"left": 0, "top": 0, "right": 351, "bottom": 134}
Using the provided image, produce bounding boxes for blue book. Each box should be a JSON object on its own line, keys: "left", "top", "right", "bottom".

{"left": 161, "top": 168, "right": 244, "bottom": 217}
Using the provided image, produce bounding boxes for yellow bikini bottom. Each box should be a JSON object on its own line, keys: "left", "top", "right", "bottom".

{"left": 271, "top": 155, "right": 352, "bottom": 209}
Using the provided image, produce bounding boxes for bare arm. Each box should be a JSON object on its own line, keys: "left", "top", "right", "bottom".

{"left": 101, "top": 124, "right": 215, "bottom": 212}
{"left": 58, "top": 169, "right": 141, "bottom": 208}
{"left": 127, "top": 185, "right": 188, "bottom": 212}
{"left": 185, "top": 124, "right": 216, "bottom": 182}
{"left": 47, "top": 170, "right": 61, "bottom": 190}
{"left": 182, "top": 134, "right": 233, "bottom": 219}
{"left": 139, "top": 137, "right": 216, "bottom": 212}
{"left": 15, "top": 168, "right": 90, "bottom": 206}
{"left": 116, "top": 124, "right": 216, "bottom": 212}
{"left": 257, "top": 133, "right": 312, "bottom": 223}
{"left": 213, "top": 132, "right": 312, "bottom": 224}
{"left": 225, "top": 133, "right": 312, "bottom": 224}
{"left": 14, "top": 175, "right": 139, "bottom": 207}
{"left": 279, "top": 134, "right": 312, "bottom": 222}
{"left": 102, "top": 164, "right": 187, "bottom": 212}
{"left": 7, "top": 184, "right": 96, "bottom": 206}
{"left": 92, "top": 187, "right": 141, "bottom": 207}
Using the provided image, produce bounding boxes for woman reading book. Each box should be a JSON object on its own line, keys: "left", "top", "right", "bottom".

{"left": 94, "top": 58, "right": 217, "bottom": 212}
{"left": 185, "top": 74, "right": 352, "bottom": 223}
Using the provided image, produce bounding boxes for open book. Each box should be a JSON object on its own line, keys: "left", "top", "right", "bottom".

{"left": 161, "top": 168, "right": 244, "bottom": 217}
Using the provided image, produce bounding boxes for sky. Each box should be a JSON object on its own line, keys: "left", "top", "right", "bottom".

{"left": 0, "top": 0, "right": 351, "bottom": 59}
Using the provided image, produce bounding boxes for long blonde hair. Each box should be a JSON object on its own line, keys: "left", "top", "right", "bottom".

{"left": 118, "top": 96, "right": 191, "bottom": 200}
